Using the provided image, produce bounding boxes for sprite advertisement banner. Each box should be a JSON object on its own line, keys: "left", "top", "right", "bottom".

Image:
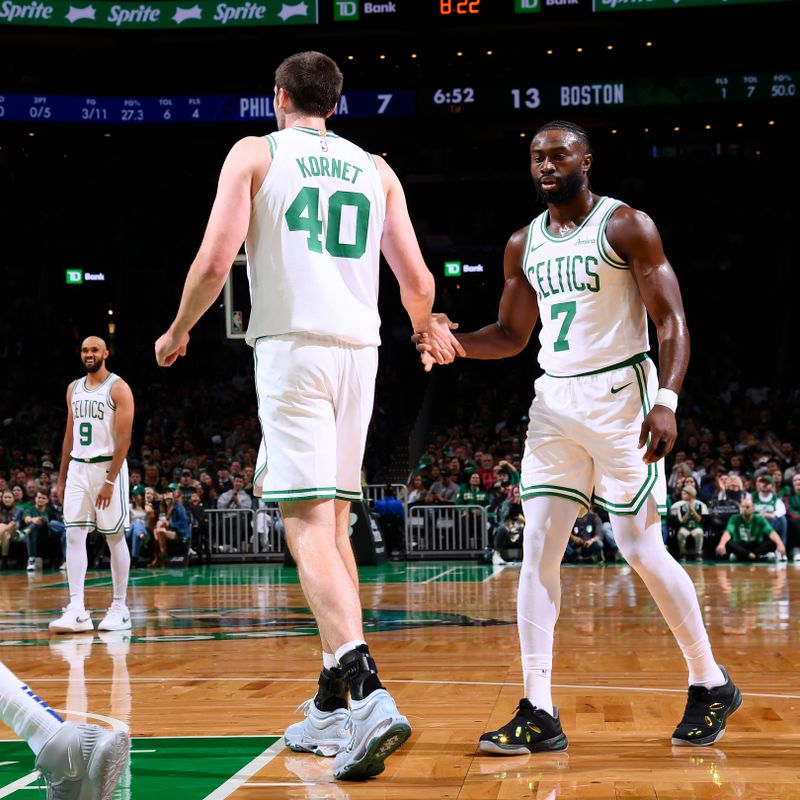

{"left": 594, "top": 0, "right": 789, "bottom": 11}
{"left": 0, "top": 0, "right": 317, "bottom": 28}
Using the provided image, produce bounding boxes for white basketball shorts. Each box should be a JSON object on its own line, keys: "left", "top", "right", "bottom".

{"left": 520, "top": 355, "right": 668, "bottom": 517}
{"left": 253, "top": 333, "right": 378, "bottom": 503}
{"left": 63, "top": 459, "right": 130, "bottom": 534}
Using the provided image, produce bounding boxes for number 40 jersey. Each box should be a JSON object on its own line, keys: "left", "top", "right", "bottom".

{"left": 522, "top": 196, "right": 650, "bottom": 377}
{"left": 245, "top": 126, "right": 386, "bottom": 348}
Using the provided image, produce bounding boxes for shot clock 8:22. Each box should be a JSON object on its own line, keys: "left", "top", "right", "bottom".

{"left": 439, "top": 0, "right": 481, "bottom": 12}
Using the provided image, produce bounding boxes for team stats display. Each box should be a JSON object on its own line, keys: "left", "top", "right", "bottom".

{"left": 0, "top": 74, "right": 794, "bottom": 125}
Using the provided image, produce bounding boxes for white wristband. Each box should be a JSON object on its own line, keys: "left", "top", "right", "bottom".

{"left": 104, "top": 479, "right": 115, "bottom": 487}
{"left": 654, "top": 388, "right": 678, "bottom": 413}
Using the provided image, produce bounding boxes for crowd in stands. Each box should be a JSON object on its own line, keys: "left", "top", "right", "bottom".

{"left": 1, "top": 361, "right": 799, "bottom": 569}
{"left": 405, "top": 371, "right": 800, "bottom": 566}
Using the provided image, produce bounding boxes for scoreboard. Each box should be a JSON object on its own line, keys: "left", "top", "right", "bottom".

{"left": 0, "top": 0, "right": 791, "bottom": 29}
{"left": 0, "top": 75, "right": 794, "bottom": 124}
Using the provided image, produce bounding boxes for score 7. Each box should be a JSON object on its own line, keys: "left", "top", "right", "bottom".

{"left": 377, "top": 94, "right": 393, "bottom": 114}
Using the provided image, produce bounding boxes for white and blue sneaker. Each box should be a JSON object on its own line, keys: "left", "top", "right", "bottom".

{"left": 284, "top": 699, "right": 352, "bottom": 757}
{"left": 35, "top": 722, "right": 130, "bottom": 800}
{"left": 332, "top": 689, "right": 411, "bottom": 781}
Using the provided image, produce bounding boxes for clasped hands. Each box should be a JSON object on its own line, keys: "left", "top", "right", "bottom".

{"left": 412, "top": 313, "right": 465, "bottom": 372}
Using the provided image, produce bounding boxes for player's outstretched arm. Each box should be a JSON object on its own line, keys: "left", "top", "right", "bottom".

{"left": 374, "top": 156, "right": 463, "bottom": 366}
{"left": 450, "top": 227, "right": 540, "bottom": 360}
{"left": 607, "top": 206, "right": 690, "bottom": 464}
{"left": 155, "top": 136, "right": 269, "bottom": 366}
{"left": 55, "top": 382, "right": 76, "bottom": 506}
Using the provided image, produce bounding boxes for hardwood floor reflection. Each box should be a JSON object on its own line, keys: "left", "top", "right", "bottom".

{"left": 0, "top": 562, "right": 798, "bottom": 798}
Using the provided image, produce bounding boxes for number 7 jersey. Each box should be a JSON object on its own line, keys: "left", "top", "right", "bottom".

{"left": 523, "top": 196, "right": 650, "bottom": 377}
{"left": 245, "top": 126, "right": 386, "bottom": 347}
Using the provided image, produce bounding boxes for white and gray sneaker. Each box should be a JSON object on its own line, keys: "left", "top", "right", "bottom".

{"left": 332, "top": 689, "right": 411, "bottom": 781}
{"left": 35, "top": 722, "right": 130, "bottom": 800}
{"left": 49, "top": 608, "right": 94, "bottom": 634}
{"left": 284, "top": 699, "right": 352, "bottom": 757}
{"left": 97, "top": 603, "right": 131, "bottom": 632}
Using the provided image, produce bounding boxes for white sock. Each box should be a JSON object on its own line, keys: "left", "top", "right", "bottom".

{"left": 106, "top": 531, "right": 130, "bottom": 606}
{"left": 517, "top": 497, "right": 578, "bottom": 719}
{"left": 0, "top": 663, "right": 64, "bottom": 755}
{"left": 334, "top": 640, "right": 367, "bottom": 664}
{"left": 521, "top": 654, "right": 554, "bottom": 716}
{"left": 322, "top": 652, "right": 338, "bottom": 670}
{"left": 66, "top": 527, "right": 89, "bottom": 611}
{"left": 612, "top": 502, "right": 725, "bottom": 689}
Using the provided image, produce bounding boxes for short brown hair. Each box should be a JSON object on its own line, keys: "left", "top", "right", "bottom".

{"left": 275, "top": 51, "right": 343, "bottom": 117}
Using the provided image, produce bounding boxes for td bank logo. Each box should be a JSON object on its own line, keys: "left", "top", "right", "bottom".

{"left": 444, "top": 261, "right": 462, "bottom": 278}
{"left": 65, "top": 269, "right": 83, "bottom": 285}
{"left": 515, "top": 0, "right": 540, "bottom": 11}
{"left": 333, "top": 0, "right": 359, "bottom": 20}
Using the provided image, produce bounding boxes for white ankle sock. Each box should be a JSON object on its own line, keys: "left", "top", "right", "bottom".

{"left": 0, "top": 663, "right": 63, "bottom": 755}
{"left": 334, "top": 640, "right": 367, "bottom": 664}
{"left": 66, "top": 527, "right": 89, "bottom": 611}
{"left": 107, "top": 531, "right": 130, "bottom": 606}
{"left": 322, "top": 652, "right": 338, "bottom": 670}
{"left": 521, "top": 654, "right": 554, "bottom": 716}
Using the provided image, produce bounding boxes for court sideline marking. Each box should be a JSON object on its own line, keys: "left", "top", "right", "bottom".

{"left": 19, "top": 676, "right": 800, "bottom": 700}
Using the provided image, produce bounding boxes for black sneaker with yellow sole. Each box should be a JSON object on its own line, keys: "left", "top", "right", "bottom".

{"left": 671, "top": 666, "right": 742, "bottom": 746}
{"left": 479, "top": 699, "right": 568, "bottom": 755}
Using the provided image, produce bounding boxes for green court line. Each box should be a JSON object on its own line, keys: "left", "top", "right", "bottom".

{"left": 34, "top": 561, "right": 498, "bottom": 590}
{"left": 0, "top": 735, "right": 279, "bottom": 799}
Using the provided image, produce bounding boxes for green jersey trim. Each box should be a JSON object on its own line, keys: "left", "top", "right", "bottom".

{"left": 539, "top": 196, "right": 608, "bottom": 243}
{"left": 597, "top": 201, "right": 629, "bottom": 269}
{"left": 520, "top": 488, "right": 591, "bottom": 511}
{"left": 335, "top": 489, "right": 363, "bottom": 501}
{"left": 545, "top": 352, "right": 648, "bottom": 379}
{"left": 293, "top": 126, "right": 341, "bottom": 139}
{"left": 265, "top": 134, "right": 276, "bottom": 158}
{"left": 261, "top": 488, "right": 337, "bottom": 503}
{"left": 80, "top": 373, "right": 115, "bottom": 395}
{"left": 252, "top": 348, "right": 269, "bottom": 489}
{"left": 591, "top": 361, "right": 658, "bottom": 516}
{"left": 521, "top": 220, "right": 535, "bottom": 275}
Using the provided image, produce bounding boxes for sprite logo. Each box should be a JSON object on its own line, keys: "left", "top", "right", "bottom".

{"left": 444, "top": 261, "right": 462, "bottom": 277}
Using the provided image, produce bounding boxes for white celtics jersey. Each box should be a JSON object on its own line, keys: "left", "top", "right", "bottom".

{"left": 245, "top": 126, "right": 386, "bottom": 347}
{"left": 523, "top": 196, "right": 649, "bottom": 376}
{"left": 70, "top": 373, "right": 121, "bottom": 460}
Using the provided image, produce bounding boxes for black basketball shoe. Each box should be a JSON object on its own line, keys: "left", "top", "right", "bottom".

{"left": 671, "top": 666, "right": 742, "bottom": 746}
{"left": 479, "top": 699, "right": 568, "bottom": 755}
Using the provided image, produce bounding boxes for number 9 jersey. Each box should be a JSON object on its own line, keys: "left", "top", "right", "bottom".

{"left": 70, "top": 373, "right": 121, "bottom": 461}
{"left": 245, "top": 126, "right": 386, "bottom": 348}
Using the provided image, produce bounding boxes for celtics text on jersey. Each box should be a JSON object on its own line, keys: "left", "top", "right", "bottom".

{"left": 70, "top": 373, "right": 121, "bottom": 460}
{"left": 522, "top": 196, "right": 650, "bottom": 377}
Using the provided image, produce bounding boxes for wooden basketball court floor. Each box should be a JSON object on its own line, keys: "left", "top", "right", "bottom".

{"left": 1, "top": 560, "right": 798, "bottom": 799}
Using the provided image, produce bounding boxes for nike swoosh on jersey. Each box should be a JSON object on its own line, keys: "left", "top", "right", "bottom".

{"left": 610, "top": 383, "right": 632, "bottom": 394}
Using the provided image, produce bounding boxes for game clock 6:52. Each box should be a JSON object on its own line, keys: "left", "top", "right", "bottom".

{"left": 432, "top": 87, "right": 476, "bottom": 106}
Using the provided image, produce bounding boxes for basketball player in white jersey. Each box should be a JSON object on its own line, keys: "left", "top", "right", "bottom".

{"left": 155, "top": 52, "right": 461, "bottom": 780}
{"left": 0, "top": 659, "right": 130, "bottom": 798}
{"left": 417, "top": 121, "right": 740, "bottom": 752}
{"left": 50, "top": 336, "right": 134, "bottom": 635}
